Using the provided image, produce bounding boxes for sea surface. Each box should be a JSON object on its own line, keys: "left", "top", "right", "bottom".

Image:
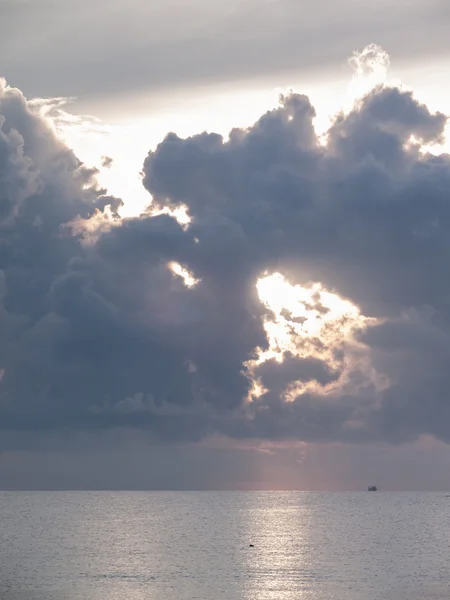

{"left": 1, "top": 491, "right": 450, "bottom": 600}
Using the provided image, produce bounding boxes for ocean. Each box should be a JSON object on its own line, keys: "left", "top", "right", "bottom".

{"left": 1, "top": 491, "right": 449, "bottom": 600}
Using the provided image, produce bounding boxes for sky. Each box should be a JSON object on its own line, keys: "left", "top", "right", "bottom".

{"left": 1, "top": 0, "right": 450, "bottom": 490}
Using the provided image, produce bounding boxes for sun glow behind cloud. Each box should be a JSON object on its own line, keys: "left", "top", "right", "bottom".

{"left": 344, "top": 44, "right": 392, "bottom": 111}
{"left": 256, "top": 273, "right": 364, "bottom": 360}
{"left": 163, "top": 254, "right": 382, "bottom": 403}
{"left": 20, "top": 44, "right": 448, "bottom": 429}
{"left": 5, "top": 34, "right": 450, "bottom": 490}
{"left": 163, "top": 260, "right": 376, "bottom": 406}
{"left": 165, "top": 260, "right": 373, "bottom": 394}
{"left": 168, "top": 262, "right": 199, "bottom": 288}
{"left": 40, "top": 43, "right": 449, "bottom": 224}
{"left": 248, "top": 273, "right": 383, "bottom": 403}
{"left": 38, "top": 48, "right": 368, "bottom": 216}
{"left": 37, "top": 43, "right": 440, "bottom": 414}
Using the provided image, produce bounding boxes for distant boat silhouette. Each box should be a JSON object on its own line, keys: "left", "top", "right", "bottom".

{"left": 368, "top": 485, "right": 378, "bottom": 491}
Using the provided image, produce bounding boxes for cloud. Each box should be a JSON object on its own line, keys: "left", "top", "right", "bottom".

{"left": 142, "top": 77, "right": 450, "bottom": 444}
{"left": 1, "top": 54, "right": 450, "bottom": 453}
{"left": 2, "top": 0, "right": 449, "bottom": 104}
{"left": 101, "top": 156, "right": 113, "bottom": 168}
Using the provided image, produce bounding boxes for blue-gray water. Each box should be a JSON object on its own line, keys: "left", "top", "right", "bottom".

{"left": 1, "top": 491, "right": 450, "bottom": 600}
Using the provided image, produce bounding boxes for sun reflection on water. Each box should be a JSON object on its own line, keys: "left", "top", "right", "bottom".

{"left": 241, "top": 493, "right": 314, "bottom": 600}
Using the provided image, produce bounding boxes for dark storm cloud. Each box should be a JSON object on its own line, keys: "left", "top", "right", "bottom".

{"left": 255, "top": 353, "right": 340, "bottom": 393}
{"left": 0, "top": 79, "right": 267, "bottom": 444}
{"left": 1, "top": 72, "right": 450, "bottom": 449}
{"left": 142, "top": 83, "right": 450, "bottom": 444}
{"left": 1, "top": 0, "right": 449, "bottom": 102}
{"left": 144, "top": 87, "right": 449, "bottom": 317}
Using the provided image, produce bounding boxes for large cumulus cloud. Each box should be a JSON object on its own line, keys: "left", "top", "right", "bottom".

{"left": 1, "top": 72, "right": 450, "bottom": 449}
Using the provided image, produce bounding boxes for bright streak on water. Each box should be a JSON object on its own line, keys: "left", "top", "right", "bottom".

{"left": 1, "top": 491, "right": 450, "bottom": 600}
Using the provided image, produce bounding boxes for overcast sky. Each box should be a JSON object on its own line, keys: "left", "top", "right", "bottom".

{"left": 1, "top": 0, "right": 450, "bottom": 490}
{"left": 2, "top": 0, "right": 449, "bottom": 103}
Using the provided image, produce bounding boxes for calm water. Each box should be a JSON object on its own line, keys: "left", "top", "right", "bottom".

{"left": 1, "top": 492, "right": 450, "bottom": 600}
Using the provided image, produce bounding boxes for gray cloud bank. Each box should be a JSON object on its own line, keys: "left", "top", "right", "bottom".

{"left": 1, "top": 0, "right": 449, "bottom": 102}
{"left": 1, "top": 72, "right": 450, "bottom": 451}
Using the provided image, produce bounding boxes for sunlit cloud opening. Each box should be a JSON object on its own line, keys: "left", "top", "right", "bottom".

{"left": 168, "top": 262, "right": 199, "bottom": 288}
{"left": 257, "top": 273, "right": 359, "bottom": 321}
{"left": 249, "top": 378, "right": 268, "bottom": 399}
{"left": 149, "top": 204, "right": 192, "bottom": 228}
{"left": 64, "top": 205, "right": 119, "bottom": 244}
{"left": 256, "top": 272, "right": 362, "bottom": 353}
{"left": 246, "top": 272, "right": 382, "bottom": 402}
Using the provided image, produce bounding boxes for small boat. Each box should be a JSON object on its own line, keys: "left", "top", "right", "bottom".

{"left": 368, "top": 485, "right": 377, "bottom": 492}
